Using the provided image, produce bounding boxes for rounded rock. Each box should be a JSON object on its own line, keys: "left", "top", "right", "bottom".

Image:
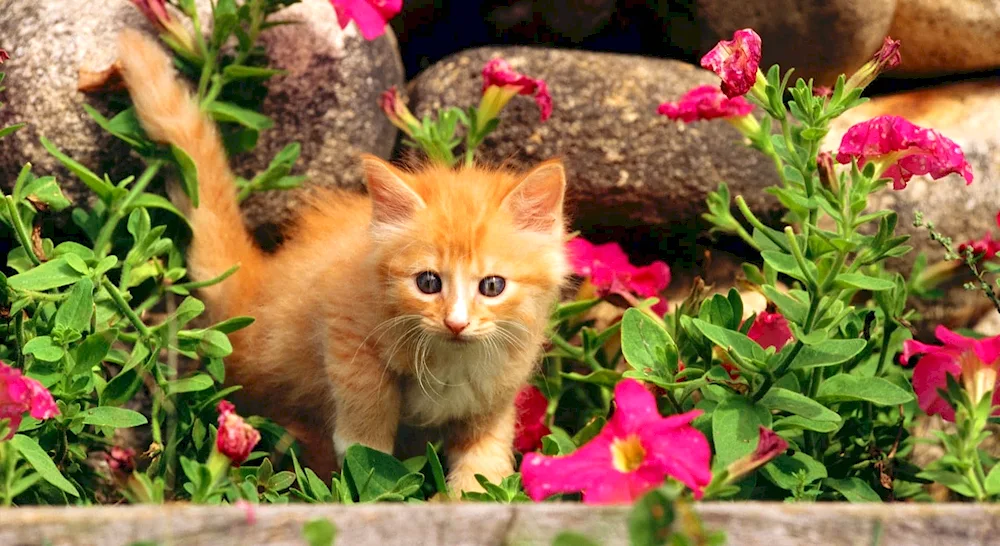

{"left": 888, "top": 0, "right": 1000, "bottom": 76}
{"left": 0, "top": 0, "right": 403, "bottom": 232}
{"left": 407, "top": 46, "right": 783, "bottom": 264}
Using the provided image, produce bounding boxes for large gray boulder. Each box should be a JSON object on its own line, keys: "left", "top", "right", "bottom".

{"left": 0, "top": 0, "right": 403, "bottom": 233}
{"left": 652, "top": 0, "right": 898, "bottom": 86}
{"left": 407, "top": 46, "right": 783, "bottom": 264}
{"left": 889, "top": 0, "right": 1000, "bottom": 76}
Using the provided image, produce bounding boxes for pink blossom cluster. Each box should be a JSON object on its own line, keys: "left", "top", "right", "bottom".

{"left": 0, "top": 361, "right": 59, "bottom": 440}
{"left": 566, "top": 238, "right": 671, "bottom": 315}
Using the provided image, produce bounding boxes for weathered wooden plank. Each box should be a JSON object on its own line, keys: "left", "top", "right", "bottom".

{"left": 1, "top": 503, "right": 1000, "bottom": 546}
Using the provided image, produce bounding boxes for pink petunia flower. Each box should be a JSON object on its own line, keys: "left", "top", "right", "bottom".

{"left": 481, "top": 58, "right": 553, "bottom": 122}
{"left": 521, "top": 379, "right": 711, "bottom": 504}
{"left": 835, "top": 115, "right": 973, "bottom": 190}
{"left": 330, "top": 0, "right": 402, "bottom": 41}
{"left": 0, "top": 373, "right": 56, "bottom": 440}
{"left": 514, "top": 385, "right": 552, "bottom": 453}
{"left": 901, "top": 326, "right": 1000, "bottom": 422}
{"left": 700, "top": 28, "right": 763, "bottom": 99}
{"left": 0, "top": 50, "right": 10, "bottom": 64}
{"left": 657, "top": 85, "right": 754, "bottom": 122}
{"left": 216, "top": 401, "right": 261, "bottom": 466}
{"left": 566, "top": 238, "right": 671, "bottom": 316}
{"left": 957, "top": 211, "right": 1000, "bottom": 263}
{"left": 103, "top": 446, "right": 137, "bottom": 474}
{"left": 0, "top": 361, "right": 59, "bottom": 440}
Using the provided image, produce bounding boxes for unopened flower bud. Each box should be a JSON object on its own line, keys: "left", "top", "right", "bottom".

{"left": 845, "top": 36, "right": 901, "bottom": 92}
{"left": 725, "top": 427, "right": 788, "bottom": 482}
{"left": 379, "top": 86, "right": 421, "bottom": 137}
{"left": 817, "top": 151, "right": 838, "bottom": 193}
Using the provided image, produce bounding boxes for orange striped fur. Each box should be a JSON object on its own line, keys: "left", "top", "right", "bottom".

{"left": 116, "top": 30, "right": 569, "bottom": 493}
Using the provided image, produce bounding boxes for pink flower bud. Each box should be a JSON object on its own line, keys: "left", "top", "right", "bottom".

{"left": 379, "top": 86, "right": 420, "bottom": 136}
{"left": 845, "top": 36, "right": 901, "bottom": 92}
{"left": 725, "top": 427, "right": 788, "bottom": 481}
{"left": 817, "top": 151, "right": 838, "bottom": 192}
{"left": 216, "top": 401, "right": 260, "bottom": 466}
{"left": 700, "top": 29, "right": 763, "bottom": 99}
{"left": 514, "top": 385, "right": 551, "bottom": 453}
{"left": 0, "top": 50, "right": 9, "bottom": 64}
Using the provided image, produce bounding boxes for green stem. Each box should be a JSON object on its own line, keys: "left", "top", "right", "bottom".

{"left": 785, "top": 226, "right": 817, "bottom": 289}
{"left": 93, "top": 161, "right": 162, "bottom": 259}
{"left": 5, "top": 197, "right": 40, "bottom": 266}
{"left": 735, "top": 196, "right": 789, "bottom": 252}
{"left": 1, "top": 441, "right": 14, "bottom": 507}
{"left": 14, "top": 312, "right": 26, "bottom": 368}
{"left": 102, "top": 279, "right": 151, "bottom": 339}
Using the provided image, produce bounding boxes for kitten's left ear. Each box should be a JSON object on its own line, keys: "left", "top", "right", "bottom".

{"left": 502, "top": 160, "right": 567, "bottom": 234}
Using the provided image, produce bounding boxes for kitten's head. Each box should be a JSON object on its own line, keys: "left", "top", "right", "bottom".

{"left": 362, "top": 155, "right": 569, "bottom": 346}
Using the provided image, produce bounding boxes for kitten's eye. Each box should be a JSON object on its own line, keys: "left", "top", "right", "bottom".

{"left": 478, "top": 276, "right": 506, "bottom": 297}
{"left": 415, "top": 271, "right": 442, "bottom": 294}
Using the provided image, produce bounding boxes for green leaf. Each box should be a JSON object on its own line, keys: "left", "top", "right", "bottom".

{"left": 301, "top": 518, "right": 337, "bottom": 546}
{"left": 101, "top": 369, "right": 144, "bottom": 406}
{"left": 72, "top": 330, "right": 115, "bottom": 374}
{"left": 541, "top": 428, "right": 577, "bottom": 456}
{"left": 834, "top": 273, "right": 895, "bottom": 291}
{"left": 344, "top": 444, "right": 414, "bottom": 502}
{"left": 712, "top": 397, "right": 771, "bottom": 467}
{"left": 170, "top": 145, "right": 199, "bottom": 208}
{"left": 10, "top": 434, "right": 79, "bottom": 496}
{"left": 223, "top": 65, "right": 285, "bottom": 80}
{"left": 916, "top": 470, "right": 976, "bottom": 498}
{"left": 985, "top": 464, "right": 1000, "bottom": 496}
{"left": 165, "top": 373, "right": 215, "bottom": 395}
{"left": 210, "top": 316, "right": 255, "bottom": 334}
{"left": 788, "top": 339, "right": 867, "bottom": 370}
{"left": 125, "top": 193, "right": 191, "bottom": 227}
{"left": 761, "top": 250, "right": 817, "bottom": 283}
{"left": 21, "top": 176, "right": 71, "bottom": 211}
{"left": 758, "top": 388, "right": 841, "bottom": 423}
{"left": 40, "top": 136, "right": 114, "bottom": 202}
{"left": 561, "top": 369, "right": 621, "bottom": 388}
{"left": 80, "top": 406, "right": 148, "bottom": 428}
{"left": 196, "top": 329, "right": 233, "bottom": 358}
{"left": 426, "top": 443, "right": 448, "bottom": 496}
{"left": 761, "top": 452, "right": 827, "bottom": 491}
{"left": 692, "top": 318, "right": 766, "bottom": 363}
{"left": 268, "top": 471, "right": 296, "bottom": 491}
{"left": 207, "top": 101, "right": 274, "bottom": 131}
{"left": 628, "top": 488, "right": 675, "bottom": 546}
{"left": 0, "top": 123, "right": 25, "bottom": 139}
{"left": 772, "top": 415, "right": 841, "bottom": 433}
{"left": 55, "top": 278, "right": 94, "bottom": 334}
{"left": 824, "top": 477, "right": 881, "bottom": 502}
{"left": 22, "top": 336, "right": 65, "bottom": 362}
{"left": 620, "top": 308, "right": 676, "bottom": 374}
{"left": 7, "top": 257, "right": 84, "bottom": 291}
{"left": 816, "top": 374, "right": 914, "bottom": 406}
{"left": 551, "top": 298, "right": 601, "bottom": 323}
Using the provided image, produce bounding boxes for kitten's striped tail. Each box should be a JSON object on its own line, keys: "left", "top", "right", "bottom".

{"left": 116, "top": 29, "right": 263, "bottom": 312}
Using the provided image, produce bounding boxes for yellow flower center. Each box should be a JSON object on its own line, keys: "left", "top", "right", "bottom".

{"left": 960, "top": 350, "right": 998, "bottom": 405}
{"left": 611, "top": 435, "right": 646, "bottom": 473}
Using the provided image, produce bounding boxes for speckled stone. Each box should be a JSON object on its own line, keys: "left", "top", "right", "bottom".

{"left": 678, "top": 0, "right": 898, "bottom": 86}
{"left": 0, "top": 0, "right": 403, "bottom": 231}
{"left": 407, "top": 47, "right": 783, "bottom": 264}
{"left": 824, "top": 80, "right": 1000, "bottom": 338}
{"left": 889, "top": 0, "right": 1000, "bottom": 76}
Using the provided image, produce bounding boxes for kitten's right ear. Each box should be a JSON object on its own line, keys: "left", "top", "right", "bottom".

{"left": 362, "top": 155, "right": 425, "bottom": 228}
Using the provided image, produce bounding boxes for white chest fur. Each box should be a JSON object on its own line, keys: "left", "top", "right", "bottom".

{"left": 400, "top": 341, "right": 507, "bottom": 426}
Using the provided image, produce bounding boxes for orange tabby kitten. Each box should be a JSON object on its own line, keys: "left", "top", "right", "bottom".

{"left": 116, "top": 30, "right": 569, "bottom": 492}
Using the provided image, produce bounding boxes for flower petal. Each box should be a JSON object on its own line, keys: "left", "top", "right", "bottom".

{"left": 608, "top": 379, "right": 661, "bottom": 435}
{"left": 521, "top": 434, "right": 614, "bottom": 501}
{"left": 640, "top": 422, "right": 713, "bottom": 499}
{"left": 699, "top": 28, "right": 762, "bottom": 98}
{"left": 658, "top": 85, "right": 754, "bottom": 122}
{"left": 912, "top": 352, "right": 961, "bottom": 421}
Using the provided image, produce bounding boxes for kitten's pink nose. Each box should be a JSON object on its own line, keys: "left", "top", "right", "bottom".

{"left": 444, "top": 318, "right": 469, "bottom": 335}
